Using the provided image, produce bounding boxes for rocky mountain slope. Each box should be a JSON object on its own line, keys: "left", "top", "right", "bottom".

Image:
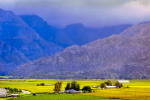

{"left": 13, "top": 22, "right": 150, "bottom": 79}
{"left": 0, "top": 39, "right": 29, "bottom": 75}
{"left": 20, "top": 15, "right": 75, "bottom": 48}
{"left": 0, "top": 8, "right": 63, "bottom": 74}
{"left": 0, "top": 8, "right": 132, "bottom": 75}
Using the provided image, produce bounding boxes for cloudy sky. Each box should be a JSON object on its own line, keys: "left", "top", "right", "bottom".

{"left": 0, "top": 0, "right": 150, "bottom": 28}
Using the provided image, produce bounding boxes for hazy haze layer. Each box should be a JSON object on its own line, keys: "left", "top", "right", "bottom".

{"left": 0, "top": 0, "right": 150, "bottom": 28}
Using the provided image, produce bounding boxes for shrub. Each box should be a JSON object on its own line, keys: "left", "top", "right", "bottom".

{"left": 104, "top": 80, "right": 112, "bottom": 86}
{"left": 40, "top": 83, "right": 45, "bottom": 86}
{"left": 127, "top": 86, "right": 130, "bottom": 88}
{"left": 33, "top": 93, "right": 36, "bottom": 96}
{"left": 54, "top": 81, "right": 62, "bottom": 93}
{"left": 100, "top": 83, "right": 106, "bottom": 89}
{"left": 5, "top": 87, "right": 22, "bottom": 93}
{"left": 82, "top": 86, "right": 92, "bottom": 93}
{"left": 115, "top": 81, "right": 122, "bottom": 88}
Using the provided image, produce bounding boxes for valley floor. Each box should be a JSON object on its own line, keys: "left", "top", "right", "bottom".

{"left": 0, "top": 79, "right": 150, "bottom": 100}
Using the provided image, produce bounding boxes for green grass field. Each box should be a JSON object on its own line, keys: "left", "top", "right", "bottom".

{"left": 0, "top": 79, "right": 150, "bottom": 100}
{"left": 10, "top": 94, "right": 121, "bottom": 100}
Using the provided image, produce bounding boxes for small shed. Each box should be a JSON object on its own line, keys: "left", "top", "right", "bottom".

{"left": 45, "top": 84, "right": 53, "bottom": 86}
{"left": 92, "top": 86, "right": 100, "bottom": 88}
{"left": 60, "top": 89, "right": 81, "bottom": 93}
{"left": 0, "top": 88, "right": 7, "bottom": 98}
{"left": 66, "top": 89, "right": 81, "bottom": 93}
{"left": 11, "top": 94, "right": 20, "bottom": 97}
{"left": 22, "top": 90, "right": 30, "bottom": 94}
{"left": 118, "top": 80, "right": 129, "bottom": 83}
{"left": 106, "top": 86, "right": 117, "bottom": 89}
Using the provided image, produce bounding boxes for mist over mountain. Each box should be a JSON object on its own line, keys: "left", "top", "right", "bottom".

{"left": 13, "top": 22, "right": 150, "bottom": 79}
{"left": 64, "top": 23, "right": 132, "bottom": 45}
{"left": 20, "top": 15, "right": 75, "bottom": 48}
{"left": 20, "top": 15, "right": 131, "bottom": 47}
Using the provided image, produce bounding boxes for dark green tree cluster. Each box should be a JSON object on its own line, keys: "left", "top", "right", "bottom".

{"left": 115, "top": 81, "right": 123, "bottom": 88}
{"left": 37, "top": 83, "right": 45, "bottom": 86}
{"left": 65, "top": 81, "right": 80, "bottom": 91}
{"left": 104, "top": 80, "right": 112, "bottom": 86}
{"left": 54, "top": 81, "right": 62, "bottom": 93}
{"left": 40, "top": 83, "right": 45, "bottom": 86}
{"left": 82, "top": 86, "right": 92, "bottom": 93}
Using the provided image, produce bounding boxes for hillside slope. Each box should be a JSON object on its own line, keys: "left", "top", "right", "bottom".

{"left": 13, "top": 22, "right": 150, "bottom": 79}
{"left": 0, "top": 8, "right": 63, "bottom": 74}
{"left": 0, "top": 39, "right": 29, "bottom": 75}
{"left": 20, "top": 15, "right": 75, "bottom": 48}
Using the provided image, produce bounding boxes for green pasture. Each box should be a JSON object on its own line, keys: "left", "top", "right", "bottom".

{"left": 11, "top": 94, "right": 121, "bottom": 100}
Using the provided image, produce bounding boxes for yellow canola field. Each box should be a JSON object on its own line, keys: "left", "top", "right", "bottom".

{"left": 0, "top": 79, "right": 150, "bottom": 100}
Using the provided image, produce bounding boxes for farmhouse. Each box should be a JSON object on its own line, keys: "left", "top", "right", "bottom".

{"left": 0, "top": 88, "right": 7, "bottom": 98}
{"left": 60, "top": 89, "right": 81, "bottom": 93}
{"left": 45, "top": 84, "right": 53, "bottom": 86}
{"left": 22, "top": 90, "right": 30, "bottom": 94}
{"left": 11, "top": 94, "right": 20, "bottom": 97}
{"left": 106, "top": 86, "right": 117, "bottom": 88}
{"left": 92, "top": 86, "right": 100, "bottom": 89}
{"left": 118, "top": 80, "right": 129, "bottom": 83}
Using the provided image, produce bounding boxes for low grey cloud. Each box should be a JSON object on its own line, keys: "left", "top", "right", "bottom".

{"left": 0, "top": 0, "right": 150, "bottom": 28}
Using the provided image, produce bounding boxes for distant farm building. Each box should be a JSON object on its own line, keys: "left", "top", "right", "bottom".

{"left": 60, "top": 89, "right": 81, "bottom": 93}
{"left": 22, "top": 90, "right": 30, "bottom": 94}
{"left": 92, "top": 86, "right": 100, "bottom": 89}
{"left": 11, "top": 94, "right": 20, "bottom": 97}
{"left": 106, "top": 86, "right": 117, "bottom": 88}
{"left": 118, "top": 80, "right": 129, "bottom": 83}
{"left": 0, "top": 88, "right": 7, "bottom": 98}
{"left": 45, "top": 84, "right": 53, "bottom": 86}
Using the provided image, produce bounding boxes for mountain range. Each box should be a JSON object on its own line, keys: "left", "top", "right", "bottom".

{"left": 3, "top": 8, "right": 150, "bottom": 79}
{"left": 13, "top": 22, "right": 150, "bottom": 79}
{"left": 0, "top": 8, "right": 131, "bottom": 75}
{"left": 20, "top": 15, "right": 131, "bottom": 47}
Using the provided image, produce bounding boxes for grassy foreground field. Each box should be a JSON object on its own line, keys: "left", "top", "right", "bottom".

{"left": 0, "top": 79, "right": 150, "bottom": 100}
{"left": 10, "top": 94, "right": 120, "bottom": 100}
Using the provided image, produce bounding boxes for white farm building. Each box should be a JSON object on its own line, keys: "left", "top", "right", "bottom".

{"left": 0, "top": 88, "right": 7, "bottom": 98}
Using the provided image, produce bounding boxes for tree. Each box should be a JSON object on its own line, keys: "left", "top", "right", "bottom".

{"left": 70, "top": 81, "right": 80, "bottom": 91}
{"left": 120, "top": 83, "right": 123, "bottom": 88}
{"left": 65, "top": 83, "right": 71, "bottom": 90}
{"left": 40, "top": 83, "right": 45, "bottom": 86}
{"left": 54, "top": 81, "right": 62, "bottom": 93}
{"left": 100, "top": 82, "right": 106, "bottom": 89}
{"left": 115, "top": 81, "right": 122, "bottom": 88}
{"left": 82, "top": 86, "right": 92, "bottom": 93}
{"left": 104, "top": 80, "right": 112, "bottom": 86}
{"left": 65, "top": 81, "right": 80, "bottom": 91}
{"left": 76, "top": 84, "right": 80, "bottom": 91}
